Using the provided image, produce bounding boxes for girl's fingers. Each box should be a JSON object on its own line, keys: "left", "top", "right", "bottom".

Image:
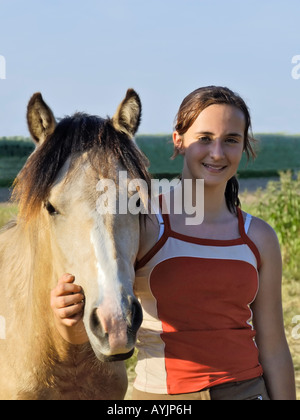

{"left": 62, "top": 312, "right": 84, "bottom": 328}
{"left": 57, "top": 301, "right": 85, "bottom": 320}
{"left": 58, "top": 273, "right": 75, "bottom": 285}
{"left": 55, "top": 293, "right": 85, "bottom": 309}
{"left": 53, "top": 274, "right": 82, "bottom": 297}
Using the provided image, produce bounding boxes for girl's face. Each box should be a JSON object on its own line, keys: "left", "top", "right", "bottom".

{"left": 173, "top": 104, "right": 245, "bottom": 186}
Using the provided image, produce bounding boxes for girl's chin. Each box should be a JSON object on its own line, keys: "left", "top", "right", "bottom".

{"left": 192, "top": 169, "right": 237, "bottom": 187}
{"left": 182, "top": 163, "right": 237, "bottom": 185}
{"left": 198, "top": 166, "right": 230, "bottom": 179}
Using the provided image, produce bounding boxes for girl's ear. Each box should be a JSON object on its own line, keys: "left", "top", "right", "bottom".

{"left": 173, "top": 131, "right": 185, "bottom": 155}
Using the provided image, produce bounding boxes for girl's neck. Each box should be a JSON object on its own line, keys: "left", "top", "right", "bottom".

{"left": 179, "top": 175, "right": 230, "bottom": 224}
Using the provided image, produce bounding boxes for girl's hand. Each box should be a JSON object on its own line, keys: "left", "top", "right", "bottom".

{"left": 51, "top": 273, "right": 85, "bottom": 326}
{"left": 50, "top": 274, "right": 88, "bottom": 344}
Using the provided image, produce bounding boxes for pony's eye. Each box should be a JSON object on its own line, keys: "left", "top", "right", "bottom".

{"left": 44, "top": 201, "right": 59, "bottom": 216}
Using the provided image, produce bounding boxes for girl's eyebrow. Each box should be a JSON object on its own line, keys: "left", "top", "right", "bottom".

{"left": 195, "top": 131, "right": 243, "bottom": 138}
{"left": 195, "top": 131, "right": 214, "bottom": 136}
{"left": 226, "top": 133, "right": 243, "bottom": 138}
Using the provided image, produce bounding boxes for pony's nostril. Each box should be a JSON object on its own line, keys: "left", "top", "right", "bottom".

{"left": 127, "top": 298, "right": 143, "bottom": 332}
{"left": 90, "top": 308, "right": 107, "bottom": 340}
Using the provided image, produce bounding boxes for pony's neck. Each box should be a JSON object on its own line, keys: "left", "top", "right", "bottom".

{"left": 3, "top": 215, "right": 75, "bottom": 379}
{"left": 1, "top": 215, "right": 62, "bottom": 347}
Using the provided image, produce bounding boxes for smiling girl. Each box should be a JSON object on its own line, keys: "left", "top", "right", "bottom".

{"left": 132, "top": 86, "right": 296, "bottom": 400}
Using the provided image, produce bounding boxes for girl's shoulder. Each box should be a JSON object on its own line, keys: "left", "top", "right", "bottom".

{"left": 242, "top": 210, "right": 281, "bottom": 264}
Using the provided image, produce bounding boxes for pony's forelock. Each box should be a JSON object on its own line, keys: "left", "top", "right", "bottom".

{"left": 12, "top": 113, "right": 151, "bottom": 223}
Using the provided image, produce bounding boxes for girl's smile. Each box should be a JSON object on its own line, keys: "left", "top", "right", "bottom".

{"left": 202, "top": 163, "right": 228, "bottom": 173}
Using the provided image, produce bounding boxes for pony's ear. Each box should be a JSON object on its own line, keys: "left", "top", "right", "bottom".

{"left": 112, "top": 89, "right": 142, "bottom": 138}
{"left": 27, "top": 93, "right": 56, "bottom": 145}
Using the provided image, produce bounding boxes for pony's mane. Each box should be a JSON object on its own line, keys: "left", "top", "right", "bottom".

{"left": 13, "top": 113, "right": 151, "bottom": 221}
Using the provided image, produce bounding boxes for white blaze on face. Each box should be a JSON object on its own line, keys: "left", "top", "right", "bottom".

{"left": 89, "top": 220, "right": 129, "bottom": 354}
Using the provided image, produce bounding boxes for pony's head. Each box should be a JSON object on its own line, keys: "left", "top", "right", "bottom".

{"left": 13, "top": 90, "right": 151, "bottom": 362}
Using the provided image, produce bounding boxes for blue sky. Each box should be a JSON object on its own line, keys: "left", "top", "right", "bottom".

{"left": 0, "top": 0, "right": 300, "bottom": 136}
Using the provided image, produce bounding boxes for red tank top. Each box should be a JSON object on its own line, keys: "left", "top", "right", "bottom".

{"left": 134, "top": 196, "right": 263, "bottom": 395}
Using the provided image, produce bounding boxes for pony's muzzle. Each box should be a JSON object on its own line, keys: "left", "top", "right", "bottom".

{"left": 90, "top": 296, "right": 143, "bottom": 360}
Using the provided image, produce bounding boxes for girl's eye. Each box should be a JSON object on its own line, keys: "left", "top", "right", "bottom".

{"left": 199, "top": 136, "right": 211, "bottom": 143}
{"left": 226, "top": 138, "right": 239, "bottom": 144}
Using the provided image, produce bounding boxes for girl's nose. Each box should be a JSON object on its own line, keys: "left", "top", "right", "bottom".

{"left": 210, "top": 139, "right": 225, "bottom": 160}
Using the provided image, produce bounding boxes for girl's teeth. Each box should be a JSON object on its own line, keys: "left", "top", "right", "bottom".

{"left": 203, "top": 163, "right": 226, "bottom": 171}
{"left": 204, "top": 164, "right": 222, "bottom": 169}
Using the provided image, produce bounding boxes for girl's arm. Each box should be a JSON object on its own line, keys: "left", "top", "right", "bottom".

{"left": 250, "top": 218, "right": 296, "bottom": 400}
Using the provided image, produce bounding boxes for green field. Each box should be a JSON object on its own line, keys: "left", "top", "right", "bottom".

{"left": 0, "top": 156, "right": 28, "bottom": 187}
{"left": 1, "top": 134, "right": 300, "bottom": 187}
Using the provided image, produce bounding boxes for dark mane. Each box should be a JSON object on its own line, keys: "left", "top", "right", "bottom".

{"left": 13, "top": 113, "right": 151, "bottom": 221}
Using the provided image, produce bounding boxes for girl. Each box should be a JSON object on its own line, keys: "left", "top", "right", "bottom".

{"left": 51, "top": 86, "right": 296, "bottom": 400}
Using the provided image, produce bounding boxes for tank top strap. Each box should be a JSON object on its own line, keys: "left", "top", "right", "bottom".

{"left": 237, "top": 206, "right": 247, "bottom": 236}
{"left": 244, "top": 213, "right": 253, "bottom": 234}
{"left": 149, "top": 197, "right": 165, "bottom": 241}
{"left": 237, "top": 207, "right": 261, "bottom": 269}
{"left": 159, "top": 194, "right": 172, "bottom": 234}
{"left": 237, "top": 206, "right": 253, "bottom": 237}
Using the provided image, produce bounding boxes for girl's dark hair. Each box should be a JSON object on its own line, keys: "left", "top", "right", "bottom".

{"left": 172, "top": 86, "right": 257, "bottom": 214}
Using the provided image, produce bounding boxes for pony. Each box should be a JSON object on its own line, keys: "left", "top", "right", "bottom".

{"left": 0, "top": 89, "right": 151, "bottom": 400}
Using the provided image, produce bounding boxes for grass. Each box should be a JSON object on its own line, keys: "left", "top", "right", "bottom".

{"left": 0, "top": 202, "right": 18, "bottom": 228}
